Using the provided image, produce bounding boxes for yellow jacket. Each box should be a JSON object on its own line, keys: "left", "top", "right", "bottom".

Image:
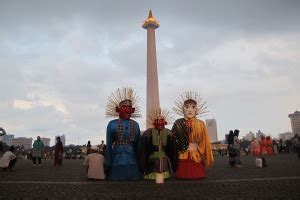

{"left": 178, "top": 118, "right": 214, "bottom": 168}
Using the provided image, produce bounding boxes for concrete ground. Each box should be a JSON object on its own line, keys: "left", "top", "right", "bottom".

{"left": 0, "top": 154, "right": 299, "bottom": 199}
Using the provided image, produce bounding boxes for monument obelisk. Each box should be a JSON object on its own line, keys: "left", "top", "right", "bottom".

{"left": 143, "top": 10, "right": 160, "bottom": 128}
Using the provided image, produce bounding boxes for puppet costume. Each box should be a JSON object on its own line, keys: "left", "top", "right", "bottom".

{"left": 140, "top": 108, "right": 175, "bottom": 180}
{"left": 105, "top": 87, "right": 142, "bottom": 181}
{"left": 172, "top": 92, "right": 213, "bottom": 179}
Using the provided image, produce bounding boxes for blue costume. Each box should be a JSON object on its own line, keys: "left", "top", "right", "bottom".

{"left": 106, "top": 118, "right": 141, "bottom": 180}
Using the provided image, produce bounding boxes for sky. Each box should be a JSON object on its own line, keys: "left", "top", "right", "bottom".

{"left": 0, "top": 0, "right": 299, "bottom": 146}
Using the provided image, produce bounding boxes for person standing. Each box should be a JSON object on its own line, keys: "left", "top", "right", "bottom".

{"left": 83, "top": 145, "right": 105, "bottom": 180}
{"left": 260, "top": 135, "right": 268, "bottom": 155}
{"left": 54, "top": 136, "right": 63, "bottom": 166}
{"left": 171, "top": 92, "right": 213, "bottom": 179}
{"left": 105, "top": 87, "right": 142, "bottom": 181}
{"left": 87, "top": 141, "right": 91, "bottom": 155}
{"left": 233, "top": 129, "right": 242, "bottom": 167}
{"left": 0, "top": 146, "right": 17, "bottom": 171}
{"left": 251, "top": 139, "right": 261, "bottom": 156}
{"left": 227, "top": 130, "right": 236, "bottom": 167}
{"left": 32, "top": 136, "right": 44, "bottom": 166}
{"left": 0, "top": 127, "right": 7, "bottom": 154}
{"left": 266, "top": 136, "right": 273, "bottom": 155}
{"left": 295, "top": 135, "right": 300, "bottom": 159}
{"left": 99, "top": 140, "right": 106, "bottom": 155}
{"left": 273, "top": 140, "right": 278, "bottom": 154}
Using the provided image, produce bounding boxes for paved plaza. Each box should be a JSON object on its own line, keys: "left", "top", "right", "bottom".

{"left": 0, "top": 154, "right": 299, "bottom": 199}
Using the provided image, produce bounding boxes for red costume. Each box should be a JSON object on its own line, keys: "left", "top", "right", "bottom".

{"left": 251, "top": 140, "right": 261, "bottom": 156}
{"left": 260, "top": 136, "right": 268, "bottom": 155}
{"left": 266, "top": 136, "right": 273, "bottom": 155}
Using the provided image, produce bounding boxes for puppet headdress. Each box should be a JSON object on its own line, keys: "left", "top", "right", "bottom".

{"left": 105, "top": 87, "right": 141, "bottom": 118}
{"left": 173, "top": 91, "right": 208, "bottom": 117}
{"left": 147, "top": 107, "right": 173, "bottom": 126}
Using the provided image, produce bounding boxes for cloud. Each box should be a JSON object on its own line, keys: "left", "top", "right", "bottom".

{"left": 0, "top": 0, "right": 299, "bottom": 144}
{"left": 13, "top": 99, "right": 33, "bottom": 110}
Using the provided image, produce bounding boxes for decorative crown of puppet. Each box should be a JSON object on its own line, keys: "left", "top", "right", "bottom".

{"left": 147, "top": 107, "right": 173, "bottom": 126}
{"left": 105, "top": 87, "right": 141, "bottom": 118}
{"left": 173, "top": 91, "right": 208, "bottom": 117}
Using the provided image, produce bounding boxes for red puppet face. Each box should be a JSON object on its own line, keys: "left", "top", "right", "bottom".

{"left": 153, "top": 118, "right": 167, "bottom": 130}
{"left": 116, "top": 99, "right": 135, "bottom": 120}
{"left": 116, "top": 105, "right": 135, "bottom": 120}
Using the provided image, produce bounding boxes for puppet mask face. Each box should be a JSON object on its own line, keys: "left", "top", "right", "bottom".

{"left": 117, "top": 105, "right": 135, "bottom": 120}
{"left": 154, "top": 118, "right": 167, "bottom": 130}
{"left": 183, "top": 103, "right": 197, "bottom": 119}
{"left": 116, "top": 99, "right": 135, "bottom": 120}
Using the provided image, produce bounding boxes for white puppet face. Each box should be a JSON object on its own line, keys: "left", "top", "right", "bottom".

{"left": 183, "top": 103, "right": 197, "bottom": 119}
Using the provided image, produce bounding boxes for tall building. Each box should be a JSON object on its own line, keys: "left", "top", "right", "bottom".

{"left": 278, "top": 132, "right": 294, "bottom": 141}
{"left": 11, "top": 137, "right": 33, "bottom": 150}
{"left": 143, "top": 10, "right": 160, "bottom": 128}
{"left": 288, "top": 110, "right": 300, "bottom": 136}
{"left": 3, "top": 134, "right": 14, "bottom": 146}
{"left": 55, "top": 134, "right": 66, "bottom": 146}
{"left": 41, "top": 137, "right": 51, "bottom": 147}
{"left": 205, "top": 119, "right": 218, "bottom": 143}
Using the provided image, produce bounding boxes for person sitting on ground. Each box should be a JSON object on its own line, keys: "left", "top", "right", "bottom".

{"left": 83, "top": 145, "right": 105, "bottom": 180}
{"left": 0, "top": 146, "right": 17, "bottom": 171}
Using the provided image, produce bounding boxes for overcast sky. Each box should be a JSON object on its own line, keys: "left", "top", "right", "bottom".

{"left": 0, "top": 0, "right": 299, "bottom": 146}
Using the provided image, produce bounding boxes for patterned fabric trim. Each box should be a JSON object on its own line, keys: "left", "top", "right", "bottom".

{"left": 172, "top": 118, "right": 189, "bottom": 153}
{"left": 117, "top": 119, "right": 136, "bottom": 146}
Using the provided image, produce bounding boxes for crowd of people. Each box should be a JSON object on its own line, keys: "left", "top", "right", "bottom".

{"left": 227, "top": 131, "right": 300, "bottom": 168}
{"left": 0, "top": 89, "right": 214, "bottom": 183}
{"left": 1, "top": 88, "right": 299, "bottom": 182}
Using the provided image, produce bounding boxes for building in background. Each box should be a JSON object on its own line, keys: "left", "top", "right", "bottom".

{"left": 256, "top": 130, "right": 264, "bottom": 139}
{"left": 41, "top": 137, "right": 51, "bottom": 147}
{"left": 55, "top": 134, "right": 66, "bottom": 146}
{"left": 288, "top": 110, "right": 300, "bottom": 136}
{"left": 278, "top": 132, "right": 294, "bottom": 141}
{"left": 3, "top": 134, "right": 14, "bottom": 146}
{"left": 244, "top": 131, "right": 255, "bottom": 141}
{"left": 206, "top": 119, "right": 218, "bottom": 143}
{"left": 11, "top": 137, "right": 33, "bottom": 150}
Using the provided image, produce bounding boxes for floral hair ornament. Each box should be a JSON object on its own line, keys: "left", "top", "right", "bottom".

{"left": 147, "top": 107, "right": 174, "bottom": 126}
{"left": 105, "top": 87, "right": 142, "bottom": 118}
{"left": 173, "top": 91, "right": 209, "bottom": 117}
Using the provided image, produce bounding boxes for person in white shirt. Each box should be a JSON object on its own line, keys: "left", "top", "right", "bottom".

{"left": 83, "top": 145, "right": 105, "bottom": 180}
{"left": 0, "top": 146, "right": 17, "bottom": 171}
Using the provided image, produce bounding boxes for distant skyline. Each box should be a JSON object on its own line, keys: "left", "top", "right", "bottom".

{"left": 0, "top": 1, "right": 299, "bottom": 145}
